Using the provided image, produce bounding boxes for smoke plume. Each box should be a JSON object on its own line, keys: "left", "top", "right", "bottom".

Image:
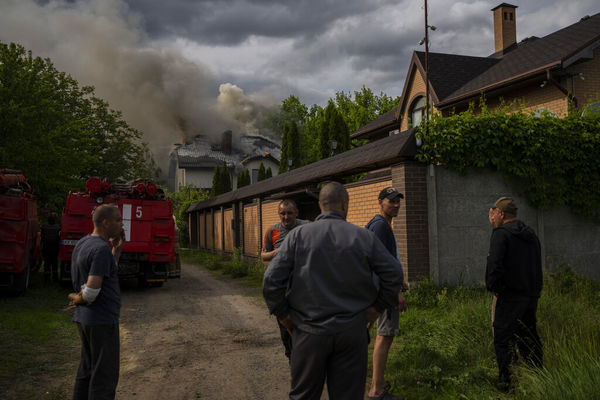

{"left": 0, "top": 0, "right": 279, "bottom": 175}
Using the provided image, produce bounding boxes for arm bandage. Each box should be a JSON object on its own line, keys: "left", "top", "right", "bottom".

{"left": 81, "top": 284, "right": 101, "bottom": 303}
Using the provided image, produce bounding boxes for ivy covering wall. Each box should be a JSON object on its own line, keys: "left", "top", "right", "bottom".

{"left": 415, "top": 103, "right": 600, "bottom": 222}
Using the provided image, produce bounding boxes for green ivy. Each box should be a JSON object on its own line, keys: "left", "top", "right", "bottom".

{"left": 415, "top": 101, "right": 600, "bottom": 222}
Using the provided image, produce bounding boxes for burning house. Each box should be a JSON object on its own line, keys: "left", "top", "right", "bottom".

{"left": 167, "top": 130, "right": 281, "bottom": 192}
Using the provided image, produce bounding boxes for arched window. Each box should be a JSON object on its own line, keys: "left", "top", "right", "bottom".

{"left": 532, "top": 107, "right": 558, "bottom": 118}
{"left": 410, "top": 96, "right": 426, "bottom": 127}
{"left": 582, "top": 101, "right": 600, "bottom": 117}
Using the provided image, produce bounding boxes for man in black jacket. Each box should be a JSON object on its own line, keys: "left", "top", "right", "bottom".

{"left": 486, "top": 197, "right": 543, "bottom": 390}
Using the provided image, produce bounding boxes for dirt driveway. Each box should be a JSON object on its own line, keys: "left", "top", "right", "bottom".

{"left": 115, "top": 262, "right": 291, "bottom": 399}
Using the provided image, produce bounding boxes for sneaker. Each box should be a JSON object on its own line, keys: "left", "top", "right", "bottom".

{"left": 367, "top": 389, "right": 404, "bottom": 400}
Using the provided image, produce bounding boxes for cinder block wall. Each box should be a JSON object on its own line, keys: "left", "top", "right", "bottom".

{"left": 427, "top": 166, "right": 600, "bottom": 284}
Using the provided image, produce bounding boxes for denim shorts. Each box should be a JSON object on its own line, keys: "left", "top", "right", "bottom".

{"left": 376, "top": 307, "right": 399, "bottom": 336}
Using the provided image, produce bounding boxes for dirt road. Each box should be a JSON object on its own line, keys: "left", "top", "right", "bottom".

{"left": 115, "top": 262, "right": 291, "bottom": 399}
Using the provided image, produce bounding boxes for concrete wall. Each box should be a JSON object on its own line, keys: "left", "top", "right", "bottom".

{"left": 427, "top": 165, "right": 600, "bottom": 284}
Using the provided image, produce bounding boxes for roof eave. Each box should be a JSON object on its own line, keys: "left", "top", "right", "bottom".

{"left": 436, "top": 61, "right": 562, "bottom": 109}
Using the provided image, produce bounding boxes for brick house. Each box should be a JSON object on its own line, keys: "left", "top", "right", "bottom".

{"left": 186, "top": 5, "right": 600, "bottom": 283}
{"left": 352, "top": 4, "right": 600, "bottom": 141}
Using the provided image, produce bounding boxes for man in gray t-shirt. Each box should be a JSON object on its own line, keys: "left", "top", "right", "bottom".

{"left": 68, "top": 204, "right": 125, "bottom": 400}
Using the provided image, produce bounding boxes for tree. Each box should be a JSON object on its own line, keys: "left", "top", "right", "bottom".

{"left": 317, "top": 101, "right": 349, "bottom": 159}
{"left": 257, "top": 162, "right": 266, "bottom": 181}
{"left": 279, "top": 123, "right": 289, "bottom": 173}
{"left": 211, "top": 164, "right": 221, "bottom": 197}
{"left": 267, "top": 95, "right": 308, "bottom": 140}
{"left": 237, "top": 169, "right": 250, "bottom": 188}
{"left": 265, "top": 167, "right": 272, "bottom": 179}
{"left": 168, "top": 184, "right": 209, "bottom": 246}
{"left": 0, "top": 42, "right": 157, "bottom": 211}
{"left": 220, "top": 162, "right": 232, "bottom": 193}
{"left": 335, "top": 86, "right": 400, "bottom": 132}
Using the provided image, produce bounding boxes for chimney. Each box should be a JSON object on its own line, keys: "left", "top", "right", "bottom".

{"left": 222, "top": 130, "right": 232, "bottom": 154}
{"left": 492, "top": 3, "right": 517, "bottom": 53}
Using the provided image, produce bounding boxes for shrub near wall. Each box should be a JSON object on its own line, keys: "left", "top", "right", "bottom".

{"left": 416, "top": 102, "right": 600, "bottom": 222}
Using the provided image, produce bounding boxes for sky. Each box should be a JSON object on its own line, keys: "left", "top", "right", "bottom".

{"left": 1, "top": 0, "right": 598, "bottom": 170}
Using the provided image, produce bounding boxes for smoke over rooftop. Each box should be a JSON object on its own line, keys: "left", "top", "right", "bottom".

{"left": 0, "top": 0, "right": 279, "bottom": 176}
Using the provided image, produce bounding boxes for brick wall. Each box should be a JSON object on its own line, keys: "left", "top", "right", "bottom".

{"left": 570, "top": 48, "right": 600, "bottom": 107}
{"left": 224, "top": 208, "right": 233, "bottom": 252}
{"left": 261, "top": 200, "right": 280, "bottom": 250}
{"left": 401, "top": 71, "right": 426, "bottom": 131}
{"left": 244, "top": 204, "right": 259, "bottom": 256}
{"left": 346, "top": 179, "right": 392, "bottom": 227}
{"left": 392, "top": 162, "right": 429, "bottom": 280}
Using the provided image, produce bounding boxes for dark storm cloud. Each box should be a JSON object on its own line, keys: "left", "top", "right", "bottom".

{"left": 123, "top": 0, "right": 398, "bottom": 45}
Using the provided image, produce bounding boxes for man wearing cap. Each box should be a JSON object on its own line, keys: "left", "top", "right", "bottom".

{"left": 366, "top": 187, "right": 408, "bottom": 400}
{"left": 486, "top": 197, "right": 543, "bottom": 391}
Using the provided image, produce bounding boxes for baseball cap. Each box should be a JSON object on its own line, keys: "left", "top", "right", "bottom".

{"left": 492, "top": 197, "right": 517, "bottom": 215}
{"left": 378, "top": 187, "right": 404, "bottom": 200}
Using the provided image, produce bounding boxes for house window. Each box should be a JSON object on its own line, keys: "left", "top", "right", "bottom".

{"left": 510, "top": 12, "right": 513, "bottom": 21}
{"left": 504, "top": 12, "right": 508, "bottom": 20}
{"left": 532, "top": 108, "right": 558, "bottom": 118}
{"left": 582, "top": 102, "right": 600, "bottom": 116}
{"left": 251, "top": 169, "right": 259, "bottom": 184}
{"left": 410, "top": 96, "right": 426, "bottom": 127}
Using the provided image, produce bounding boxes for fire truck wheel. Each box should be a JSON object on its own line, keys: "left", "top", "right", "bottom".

{"left": 12, "top": 261, "right": 30, "bottom": 296}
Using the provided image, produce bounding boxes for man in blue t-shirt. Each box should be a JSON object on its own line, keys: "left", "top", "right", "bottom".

{"left": 68, "top": 204, "right": 125, "bottom": 400}
{"left": 366, "top": 187, "right": 408, "bottom": 400}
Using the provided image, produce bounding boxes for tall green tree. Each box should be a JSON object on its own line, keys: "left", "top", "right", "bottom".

{"left": 0, "top": 42, "right": 157, "bottom": 210}
{"left": 267, "top": 95, "right": 309, "bottom": 140}
{"left": 257, "top": 162, "right": 266, "bottom": 181}
{"left": 236, "top": 169, "right": 250, "bottom": 188}
{"left": 265, "top": 167, "right": 272, "bottom": 179}
{"left": 211, "top": 164, "right": 221, "bottom": 197}
{"left": 220, "top": 162, "right": 232, "bottom": 193}
{"left": 335, "top": 86, "right": 400, "bottom": 132}
{"left": 317, "top": 101, "right": 349, "bottom": 159}
{"left": 279, "top": 123, "right": 290, "bottom": 173}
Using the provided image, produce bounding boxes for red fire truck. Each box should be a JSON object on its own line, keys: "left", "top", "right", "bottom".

{"left": 60, "top": 177, "right": 180, "bottom": 287}
{"left": 0, "top": 169, "right": 41, "bottom": 295}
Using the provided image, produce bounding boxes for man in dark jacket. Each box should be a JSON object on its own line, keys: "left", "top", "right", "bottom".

{"left": 41, "top": 212, "right": 61, "bottom": 282}
{"left": 263, "top": 182, "right": 404, "bottom": 400}
{"left": 486, "top": 197, "right": 543, "bottom": 390}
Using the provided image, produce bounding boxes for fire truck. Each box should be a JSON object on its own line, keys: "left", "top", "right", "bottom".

{"left": 0, "top": 169, "right": 41, "bottom": 295}
{"left": 60, "top": 177, "right": 180, "bottom": 287}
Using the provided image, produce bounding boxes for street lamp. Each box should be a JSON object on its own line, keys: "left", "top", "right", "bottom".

{"left": 330, "top": 139, "right": 338, "bottom": 157}
{"left": 288, "top": 158, "right": 293, "bottom": 170}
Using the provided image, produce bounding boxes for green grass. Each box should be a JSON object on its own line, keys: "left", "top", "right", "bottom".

{"left": 183, "top": 251, "right": 600, "bottom": 399}
{"left": 2, "top": 255, "right": 598, "bottom": 400}
{"left": 0, "top": 273, "right": 79, "bottom": 400}
{"left": 377, "top": 266, "right": 600, "bottom": 399}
